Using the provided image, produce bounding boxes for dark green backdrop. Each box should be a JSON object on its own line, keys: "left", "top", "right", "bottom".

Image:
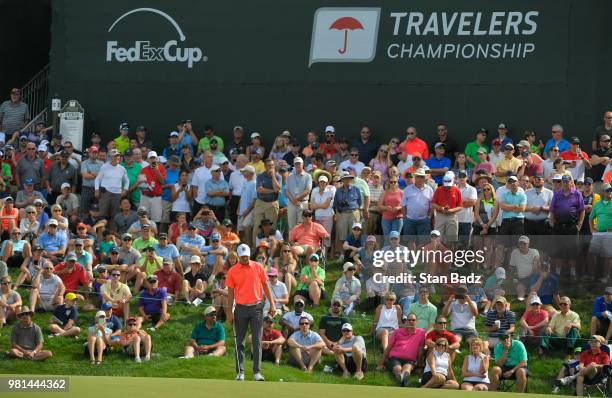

{"left": 50, "top": 0, "right": 611, "bottom": 148}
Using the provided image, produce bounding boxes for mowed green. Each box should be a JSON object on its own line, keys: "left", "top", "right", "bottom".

{"left": 2, "top": 375, "right": 534, "bottom": 398}
{"left": 0, "top": 262, "right": 596, "bottom": 396}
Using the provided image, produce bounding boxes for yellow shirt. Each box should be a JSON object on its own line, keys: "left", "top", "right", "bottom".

{"left": 549, "top": 310, "right": 580, "bottom": 336}
{"left": 495, "top": 156, "right": 523, "bottom": 184}
{"left": 247, "top": 160, "right": 265, "bottom": 174}
{"left": 114, "top": 136, "right": 130, "bottom": 154}
{"left": 100, "top": 282, "right": 131, "bottom": 307}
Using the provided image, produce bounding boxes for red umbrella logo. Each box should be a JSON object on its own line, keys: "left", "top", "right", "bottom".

{"left": 329, "top": 16, "right": 364, "bottom": 55}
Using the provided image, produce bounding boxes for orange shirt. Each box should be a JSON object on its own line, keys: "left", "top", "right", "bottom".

{"left": 226, "top": 261, "right": 267, "bottom": 304}
{"left": 0, "top": 206, "right": 18, "bottom": 231}
{"left": 288, "top": 221, "right": 328, "bottom": 247}
{"left": 604, "top": 170, "right": 612, "bottom": 184}
{"left": 218, "top": 229, "right": 240, "bottom": 248}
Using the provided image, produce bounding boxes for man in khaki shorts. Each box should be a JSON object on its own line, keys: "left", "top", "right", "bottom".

{"left": 333, "top": 172, "right": 362, "bottom": 257}
{"left": 431, "top": 171, "right": 462, "bottom": 246}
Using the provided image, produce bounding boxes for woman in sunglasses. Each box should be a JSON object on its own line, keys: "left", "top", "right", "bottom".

{"left": 0, "top": 275, "right": 22, "bottom": 327}
{"left": 119, "top": 316, "right": 152, "bottom": 363}
{"left": 473, "top": 183, "right": 498, "bottom": 270}
{"left": 272, "top": 243, "right": 297, "bottom": 292}
{"left": 1, "top": 228, "right": 32, "bottom": 269}
{"left": 19, "top": 205, "right": 40, "bottom": 243}
{"left": 421, "top": 337, "right": 459, "bottom": 389}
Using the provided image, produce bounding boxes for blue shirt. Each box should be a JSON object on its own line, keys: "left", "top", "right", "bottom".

{"left": 38, "top": 231, "right": 67, "bottom": 253}
{"left": 52, "top": 304, "right": 78, "bottom": 326}
{"left": 239, "top": 180, "right": 257, "bottom": 216}
{"left": 155, "top": 243, "right": 180, "bottom": 261}
{"left": 201, "top": 244, "right": 228, "bottom": 267}
{"left": 592, "top": 296, "right": 612, "bottom": 320}
{"left": 75, "top": 251, "right": 92, "bottom": 269}
{"left": 256, "top": 172, "right": 281, "bottom": 202}
{"left": 162, "top": 168, "right": 180, "bottom": 201}
{"left": 278, "top": 182, "right": 288, "bottom": 207}
{"left": 178, "top": 234, "right": 206, "bottom": 263}
{"left": 529, "top": 273, "right": 559, "bottom": 305}
{"left": 425, "top": 156, "right": 452, "bottom": 185}
{"left": 333, "top": 185, "right": 362, "bottom": 212}
{"left": 179, "top": 135, "right": 194, "bottom": 156}
{"left": 543, "top": 138, "right": 570, "bottom": 158}
{"left": 501, "top": 190, "right": 527, "bottom": 219}
{"left": 37, "top": 212, "right": 49, "bottom": 232}
{"left": 162, "top": 146, "right": 181, "bottom": 160}
{"left": 204, "top": 178, "right": 229, "bottom": 207}
{"left": 289, "top": 330, "right": 322, "bottom": 346}
{"left": 138, "top": 287, "right": 167, "bottom": 314}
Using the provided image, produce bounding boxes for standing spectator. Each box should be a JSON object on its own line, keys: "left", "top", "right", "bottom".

{"left": 236, "top": 165, "right": 256, "bottom": 245}
{"left": 339, "top": 147, "right": 366, "bottom": 176}
{"left": 590, "top": 134, "right": 611, "bottom": 194}
{"left": 378, "top": 175, "right": 404, "bottom": 239}
{"left": 543, "top": 145, "right": 562, "bottom": 189}
{"left": 95, "top": 149, "right": 129, "bottom": 220}
{"left": 285, "top": 157, "right": 312, "bottom": 232}
{"left": 489, "top": 138, "right": 504, "bottom": 167}
{"left": 560, "top": 137, "right": 592, "bottom": 182}
{"left": 0, "top": 88, "right": 29, "bottom": 138}
{"left": 352, "top": 126, "right": 378, "bottom": 164}
{"left": 431, "top": 172, "right": 462, "bottom": 246}
{"left": 369, "top": 144, "right": 392, "bottom": 182}
{"left": 464, "top": 128, "right": 489, "bottom": 168}
{"left": 490, "top": 332, "right": 528, "bottom": 393}
{"left": 162, "top": 131, "right": 182, "bottom": 159}
{"left": 48, "top": 292, "right": 81, "bottom": 338}
{"left": 430, "top": 123, "right": 459, "bottom": 165}
{"left": 377, "top": 314, "right": 426, "bottom": 387}
{"left": 227, "top": 126, "right": 246, "bottom": 156}
{"left": 460, "top": 338, "right": 490, "bottom": 391}
{"left": 401, "top": 169, "right": 433, "bottom": 246}
{"left": 226, "top": 244, "right": 276, "bottom": 381}
{"left": 46, "top": 152, "right": 78, "bottom": 205}
{"left": 287, "top": 315, "right": 325, "bottom": 372}
{"left": 198, "top": 125, "right": 224, "bottom": 154}
{"left": 15, "top": 141, "right": 45, "bottom": 191}
{"left": 484, "top": 297, "right": 516, "bottom": 350}
{"left": 160, "top": 155, "right": 181, "bottom": 230}
{"left": 138, "top": 275, "right": 170, "bottom": 331}
{"left": 472, "top": 149, "right": 496, "bottom": 183}
{"left": 114, "top": 123, "right": 130, "bottom": 154}
{"left": 589, "top": 183, "right": 612, "bottom": 283}
{"left": 110, "top": 198, "right": 138, "bottom": 235}
{"left": 524, "top": 174, "right": 553, "bottom": 249}
{"left": 250, "top": 159, "right": 281, "bottom": 245}
{"left": 334, "top": 323, "right": 367, "bottom": 380}
{"left": 426, "top": 142, "right": 451, "bottom": 186}
{"left": 139, "top": 151, "right": 166, "bottom": 224}
{"left": 543, "top": 124, "right": 570, "bottom": 158}
{"left": 7, "top": 306, "right": 52, "bottom": 361}
{"left": 540, "top": 296, "right": 581, "bottom": 355}
{"left": 228, "top": 154, "right": 248, "bottom": 226}
{"left": 204, "top": 165, "right": 230, "bottom": 221}
{"left": 401, "top": 127, "right": 430, "bottom": 160}
{"left": 80, "top": 146, "right": 102, "bottom": 217}
{"left": 456, "top": 171, "right": 477, "bottom": 248}
{"left": 181, "top": 306, "right": 227, "bottom": 358}
{"left": 592, "top": 110, "right": 612, "bottom": 151}
{"left": 492, "top": 123, "right": 513, "bottom": 148}
{"left": 309, "top": 174, "right": 335, "bottom": 255}
{"left": 497, "top": 175, "right": 527, "bottom": 241}
{"left": 121, "top": 149, "right": 142, "bottom": 206}
{"left": 495, "top": 143, "right": 524, "bottom": 185}
{"left": 333, "top": 172, "right": 362, "bottom": 254}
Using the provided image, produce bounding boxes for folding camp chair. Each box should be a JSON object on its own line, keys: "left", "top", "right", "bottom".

{"left": 582, "top": 344, "right": 612, "bottom": 398}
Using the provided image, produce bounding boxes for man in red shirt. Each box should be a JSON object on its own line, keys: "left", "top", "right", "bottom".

{"left": 431, "top": 172, "right": 463, "bottom": 246}
{"left": 226, "top": 244, "right": 276, "bottom": 382}
{"left": 258, "top": 315, "right": 285, "bottom": 365}
{"left": 54, "top": 252, "right": 90, "bottom": 294}
{"left": 319, "top": 126, "right": 338, "bottom": 160}
{"left": 154, "top": 258, "right": 181, "bottom": 303}
{"left": 288, "top": 209, "right": 330, "bottom": 259}
{"left": 401, "top": 127, "right": 430, "bottom": 160}
{"left": 575, "top": 335, "right": 610, "bottom": 396}
{"left": 560, "top": 137, "right": 592, "bottom": 181}
{"left": 425, "top": 316, "right": 460, "bottom": 360}
{"left": 139, "top": 151, "right": 166, "bottom": 224}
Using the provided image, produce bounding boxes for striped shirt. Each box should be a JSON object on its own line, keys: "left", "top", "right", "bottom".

{"left": 485, "top": 309, "right": 516, "bottom": 338}
{"left": 0, "top": 100, "right": 30, "bottom": 133}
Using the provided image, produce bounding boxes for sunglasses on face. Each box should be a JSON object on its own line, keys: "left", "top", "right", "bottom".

{"left": 350, "top": 154, "right": 359, "bottom": 157}
{"left": 436, "top": 343, "right": 447, "bottom": 347}
{"left": 0, "top": 282, "right": 9, "bottom": 285}
{"left": 299, "top": 322, "right": 309, "bottom": 326}
{"left": 437, "top": 322, "right": 446, "bottom": 325}
{"left": 389, "top": 180, "right": 398, "bottom": 184}
{"left": 560, "top": 303, "right": 568, "bottom": 306}
{"left": 123, "top": 238, "right": 132, "bottom": 241}
{"left": 44, "top": 267, "right": 53, "bottom": 271}
{"left": 111, "top": 273, "right": 121, "bottom": 277}
{"left": 127, "top": 322, "right": 136, "bottom": 326}
{"left": 484, "top": 188, "right": 492, "bottom": 191}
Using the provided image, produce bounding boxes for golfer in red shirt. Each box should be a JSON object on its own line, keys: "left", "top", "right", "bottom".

{"left": 226, "top": 244, "right": 276, "bottom": 382}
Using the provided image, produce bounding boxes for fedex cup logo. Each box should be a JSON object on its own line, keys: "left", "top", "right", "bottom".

{"left": 106, "top": 8, "right": 207, "bottom": 69}
{"left": 309, "top": 8, "right": 381, "bottom": 67}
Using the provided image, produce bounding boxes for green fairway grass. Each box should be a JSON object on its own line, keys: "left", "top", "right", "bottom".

{"left": 0, "top": 261, "right": 601, "bottom": 396}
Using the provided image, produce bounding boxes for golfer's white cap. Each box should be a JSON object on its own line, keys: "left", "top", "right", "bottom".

{"left": 237, "top": 244, "right": 251, "bottom": 257}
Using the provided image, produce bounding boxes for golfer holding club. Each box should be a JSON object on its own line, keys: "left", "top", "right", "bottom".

{"left": 226, "top": 243, "right": 276, "bottom": 381}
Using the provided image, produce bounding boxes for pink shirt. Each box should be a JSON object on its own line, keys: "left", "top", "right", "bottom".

{"left": 289, "top": 222, "right": 328, "bottom": 247}
{"left": 381, "top": 190, "right": 403, "bottom": 220}
{"left": 388, "top": 327, "right": 425, "bottom": 360}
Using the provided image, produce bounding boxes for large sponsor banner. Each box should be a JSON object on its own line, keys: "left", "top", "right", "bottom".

{"left": 56, "top": 0, "right": 569, "bottom": 84}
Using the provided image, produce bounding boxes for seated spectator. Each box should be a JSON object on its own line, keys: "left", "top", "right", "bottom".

{"left": 37, "top": 219, "right": 67, "bottom": 262}
{"left": 519, "top": 296, "right": 549, "bottom": 348}
{"left": 217, "top": 218, "right": 240, "bottom": 251}
{"left": 54, "top": 252, "right": 90, "bottom": 294}
{"left": 509, "top": 236, "right": 540, "bottom": 301}
{"left": 19, "top": 205, "right": 40, "bottom": 240}
{"left": 484, "top": 296, "right": 516, "bottom": 350}
{"left": 0, "top": 196, "right": 18, "bottom": 240}
{"left": 119, "top": 316, "right": 152, "bottom": 362}
{"left": 294, "top": 253, "right": 326, "bottom": 307}
{"left": 133, "top": 224, "right": 159, "bottom": 253}
{"left": 408, "top": 286, "right": 438, "bottom": 333}
{"left": 48, "top": 292, "right": 81, "bottom": 338}
{"left": 7, "top": 306, "right": 52, "bottom": 361}
{"left": 55, "top": 182, "right": 79, "bottom": 224}
{"left": 377, "top": 313, "right": 425, "bottom": 387}
{"left": 373, "top": 292, "right": 402, "bottom": 352}
{"left": 181, "top": 306, "right": 226, "bottom": 358}
{"left": 590, "top": 286, "right": 612, "bottom": 342}
{"left": 263, "top": 267, "right": 288, "bottom": 315}
{"left": 461, "top": 338, "right": 490, "bottom": 391}
{"left": 154, "top": 258, "right": 181, "bottom": 305}
{"left": 49, "top": 204, "right": 69, "bottom": 235}
{"left": 86, "top": 310, "right": 114, "bottom": 365}
{"left": 273, "top": 243, "right": 297, "bottom": 292}
{"left": 28, "top": 259, "right": 64, "bottom": 312}
{"left": 250, "top": 315, "right": 285, "bottom": 365}
{"left": 420, "top": 337, "right": 460, "bottom": 389}
{"left": 331, "top": 262, "right": 361, "bottom": 315}
{"left": 354, "top": 234, "right": 377, "bottom": 279}
{"left": 182, "top": 256, "right": 208, "bottom": 305}
{"left": 0, "top": 275, "right": 22, "bottom": 326}
{"left": 363, "top": 270, "right": 390, "bottom": 312}
{"left": 100, "top": 269, "right": 132, "bottom": 320}
{"left": 128, "top": 207, "right": 158, "bottom": 237}
{"left": 280, "top": 298, "right": 313, "bottom": 339}
{"left": 484, "top": 267, "right": 507, "bottom": 301}
{"left": 441, "top": 286, "right": 478, "bottom": 344}
{"left": 287, "top": 315, "right": 325, "bottom": 372}
{"left": 334, "top": 322, "right": 367, "bottom": 380}
{"left": 168, "top": 212, "right": 189, "bottom": 245}
{"left": 110, "top": 197, "right": 138, "bottom": 235}
{"left": 342, "top": 222, "right": 364, "bottom": 262}
{"left": 210, "top": 272, "right": 229, "bottom": 318}
{"left": 154, "top": 232, "right": 182, "bottom": 274}
{"left": 177, "top": 223, "right": 206, "bottom": 266}
{"left": 425, "top": 316, "right": 460, "bottom": 359}
{"left": 467, "top": 280, "right": 491, "bottom": 315}
{"left": 490, "top": 332, "right": 528, "bottom": 392}
{"left": 573, "top": 335, "right": 610, "bottom": 396}
{"left": 255, "top": 219, "right": 284, "bottom": 256}
{"left": 529, "top": 262, "right": 560, "bottom": 307}
{"left": 1, "top": 228, "right": 31, "bottom": 269}
{"left": 318, "top": 299, "right": 350, "bottom": 355}
{"left": 540, "top": 296, "right": 581, "bottom": 356}
{"left": 552, "top": 347, "right": 584, "bottom": 393}
{"left": 288, "top": 209, "right": 329, "bottom": 258}
{"left": 138, "top": 275, "right": 170, "bottom": 331}
{"left": 201, "top": 231, "right": 228, "bottom": 276}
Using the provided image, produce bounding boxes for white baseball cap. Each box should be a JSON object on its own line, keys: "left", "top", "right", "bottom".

{"left": 318, "top": 175, "right": 328, "bottom": 183}
{"left": 293, "top": 157, "right": 304, "bottom": 165}
{"left": 61, "top": 182, "right": 71, "bottom": 190}
{"left": 147, "top": 151, "right": 158, "bottom": 159}
{"left": 325, "top": 125, "right": 335, "bottom": 133}
{"left": 341, "top": 323, "right": 352, "bottom": 331}
{"left": 240, "top": 165, "right": 256, "bottom": 174}
{"left": 495, "top": 267, "right": 506, "bottom": 279}
{"left": 189, "top": 255, "right": 202, "bottom": 264}
{"left": 237, "top": 244, "right": 251, "bottom": 257}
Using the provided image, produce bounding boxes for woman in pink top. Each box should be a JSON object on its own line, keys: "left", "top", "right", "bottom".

{"left": 472, "top": 150, "right": 496, "bottom": 184}
{"left": 369, "top": 144, "right": 392, "bottom": 183}
{"left": 377, "top": 176, "right": 404, "bottom": 239}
